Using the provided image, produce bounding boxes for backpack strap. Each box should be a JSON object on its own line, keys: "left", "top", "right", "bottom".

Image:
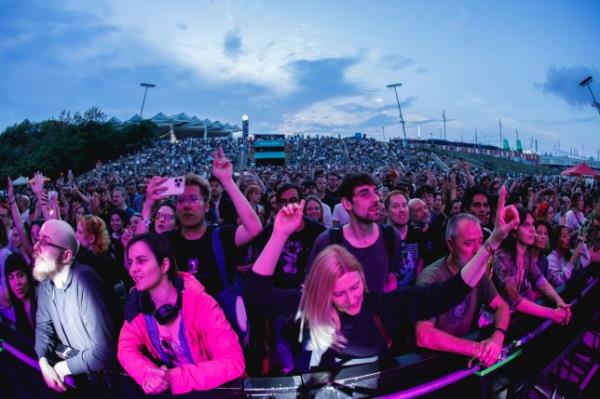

{"left": 381, "top": 225, "right": 396, "bottom": 267}
{"left": 211, "top": 226, "right": 229, "bottom": 288}
{"left": 372, "top": 312, "right": 393, "bottom": 349}
{"left": 328, "top": 228, "right": 344, "bottom": 245}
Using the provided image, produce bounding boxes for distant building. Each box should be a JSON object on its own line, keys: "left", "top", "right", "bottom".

{"left": 108, "top": 112, "right": 240, "bottom": 139}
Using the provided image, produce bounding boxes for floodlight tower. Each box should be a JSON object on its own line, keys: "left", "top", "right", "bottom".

{"left": 239, "top": 114, "right": 249, "bottom": 170}
{"left": 387, "top": 82, "right": 408, "bottom": 146}
{"left": 579, "top": 76, "right": 600, "bottom": 117}
{"left": 139, "top": 82, "right": 156, "bottom": 118}
{"left": 442, "top": 110, "right": 447, "bottom": 140}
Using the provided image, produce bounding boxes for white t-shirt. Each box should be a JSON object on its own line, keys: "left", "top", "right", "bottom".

{"left": 332, "top": 203, "right": 350, "bottom": 226}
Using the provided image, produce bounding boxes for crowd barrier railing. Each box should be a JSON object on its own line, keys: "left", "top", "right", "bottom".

{"left": 1, "top": 265, "right": 598, "bottom": 398}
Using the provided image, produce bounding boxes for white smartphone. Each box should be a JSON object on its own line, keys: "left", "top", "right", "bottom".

{"left": 160, "top": 176, "right": 185, "bottom": 197}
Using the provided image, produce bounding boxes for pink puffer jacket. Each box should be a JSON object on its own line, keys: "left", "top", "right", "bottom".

{"left": 117, "top": 272, "right": 245, "bottom": 394}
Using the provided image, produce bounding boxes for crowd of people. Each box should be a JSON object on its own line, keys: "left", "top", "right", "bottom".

{"left": 0, "top": 135, "right": 598, "bottom": 396}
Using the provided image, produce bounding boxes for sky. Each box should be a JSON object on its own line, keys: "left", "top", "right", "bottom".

{"left": 1, "top": 0, "right": 599, "bottom": 156}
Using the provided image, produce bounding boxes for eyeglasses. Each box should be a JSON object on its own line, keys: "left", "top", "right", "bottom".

{"left": 37, "top": 237, "right": 69, "bottom": 251}
{"left": 279, "top": 197, "right": 300, "bottom": 206}
{"left": 176, "top": 195, "right": 203, "bottom": 205}
{"left": 155, "top": 212, "right": 175, "bottom": 221}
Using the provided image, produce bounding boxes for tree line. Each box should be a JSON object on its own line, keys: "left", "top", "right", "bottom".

{"left": 0, "top": 107, "right": 160, "bottom": 184}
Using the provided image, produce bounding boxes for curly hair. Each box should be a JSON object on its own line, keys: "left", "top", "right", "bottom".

{"left": 79, "top": 215, "right": 111, "bottom": 254}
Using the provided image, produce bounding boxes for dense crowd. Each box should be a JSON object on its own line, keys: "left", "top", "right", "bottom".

{"left": 0, "top": 136, "right": 598, "bottom": 396}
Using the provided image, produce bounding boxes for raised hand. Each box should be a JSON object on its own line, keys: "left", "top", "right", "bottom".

{"left": 7, "top": 177, "right": 15, "bottom": 203}
{"left": 274, "top": 200, "right": 305, "bottom": 238}
{"left": 488, "top": 186, "right": 520, "bottom": 250}
{"left": 145, "top": 176, "right": 169, "bottom": 203}
{"left": 30, "top": 171, "right": 46, "bottom": 197}
{"left": 212, "top": 147, "right": 233, "bottom": 182}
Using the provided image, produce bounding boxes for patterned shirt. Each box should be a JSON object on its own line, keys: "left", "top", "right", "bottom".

{"left": 492, "top": 249, "right": 548, "bottom": 309}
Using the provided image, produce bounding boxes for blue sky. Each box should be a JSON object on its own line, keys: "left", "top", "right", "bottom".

{"left": 1, "top": 0, "right": 599, "bottom": 156}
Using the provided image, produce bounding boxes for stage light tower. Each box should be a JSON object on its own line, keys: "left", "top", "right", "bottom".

{"left": 387, "top": 82, "right": 408, "bottom": 146}
{"left": 579, "top": 76, "right": 600, "bottom": 117}
{"left": 139, "top": 82, "right": 156, "bottom": 118}
{"left": 239, "top": 114, "right": 249, "bottom": 170}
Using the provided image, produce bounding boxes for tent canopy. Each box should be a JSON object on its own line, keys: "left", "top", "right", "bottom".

{"left": 560, "top": 163, "right": 600, "bottom": 178}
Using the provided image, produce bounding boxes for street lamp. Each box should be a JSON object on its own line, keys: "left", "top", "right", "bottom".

{"left": 579, "top": 76, "right": 600, "bottom": 117}
{"left": 139, "top": 82, "right": 156, "bottom": 118}
{"left": 239, "top": 114, "right": 250, "bottom": 170}
{"left": 386, "top": 82, "right": 408, "bottom": 146}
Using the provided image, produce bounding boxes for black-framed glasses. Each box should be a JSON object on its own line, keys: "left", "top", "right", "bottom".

{"left": 37, "top": 237, "right": 69, "bottom": 251}
{"left": 154, "top": 212, "right": 175, "bottom": 221}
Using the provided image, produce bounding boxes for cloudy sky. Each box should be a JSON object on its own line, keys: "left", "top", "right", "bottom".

{"left": 1, "top": 0, "right": 599, "bottom": 155}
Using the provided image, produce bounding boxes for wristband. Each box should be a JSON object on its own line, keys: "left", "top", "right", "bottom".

{"left": 483, "top": 241, "right": 496, "bottom": 257}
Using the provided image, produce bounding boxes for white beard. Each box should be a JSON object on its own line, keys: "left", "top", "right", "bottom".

{"left": 32, "top": 256, "right": 63, "bottom": 282}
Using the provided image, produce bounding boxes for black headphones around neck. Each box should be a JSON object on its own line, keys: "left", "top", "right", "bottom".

{"left": 140, "top": 276, "right": 184, "bottom": 325}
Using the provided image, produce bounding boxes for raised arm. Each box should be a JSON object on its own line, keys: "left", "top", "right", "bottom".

{"left": 460, "top": 186, "right": 519, "bottom": 287}
{"left": 137, "top": 176, "right": 169, "bottom": 235}
{"left": 7, "top": 178, "right": 33, "bottom": 258}
{"left": 29, "top": 172, "right": 51, "bottom": 221}
{"left": 212, "top": 147, "right": 262, "bottom": 246}
{"left": 252, "top": 200, "right": 305, "bottom": 277}
{"left": 245, "top": 201, "right": 304, "bottom": 318}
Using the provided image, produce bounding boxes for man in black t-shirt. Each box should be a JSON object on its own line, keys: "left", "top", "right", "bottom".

{"left": 253, "top": 184, "right": 325, "bottom": 289}
{"left": 384, "top": 190, "right": 424, "bottom": 287}
{"left": 139, "top": 148, "right": 262, "bottom": 296}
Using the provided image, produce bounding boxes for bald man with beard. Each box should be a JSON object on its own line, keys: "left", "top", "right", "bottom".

{"left": 34, "top": 220, "right": 115, "bottom": 393}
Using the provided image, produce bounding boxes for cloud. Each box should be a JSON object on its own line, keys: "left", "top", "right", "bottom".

{"left": 279, "top": 92, "right": 420, "bottom": 135}
{"left": 176, "top": 22, "right": 188, "bottom": 31}
{"left": 223, "top": 29, "right": 244, "bottom": 59}
{"left": 535, "top": 65, "right": 599, "bottom": 107}
{"left": 379, "top": 54, "right": 414, "bottom": 70}
{"left": 286, "top": 57, "right": 362, "bottom": 102}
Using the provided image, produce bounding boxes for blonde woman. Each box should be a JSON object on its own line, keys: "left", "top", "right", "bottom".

{"left": 245, "top": 187, "right": 517, "bottom": 373}
{"left": 245, "top": 184, "right": 265, "bottom": 224}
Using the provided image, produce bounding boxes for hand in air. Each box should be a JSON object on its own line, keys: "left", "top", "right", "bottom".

{"left": 30, "top": 171, "right": 47, "bottom": 196}
{"left": 212, "top": 147, "right": 233, "bottom": 182}
{"left": 145, "top": 176, "right": 170, "bottom": 202}
{"left": 488, "top": 186, "right": 520, "bottom": 250}
{"left": 274, "top": 200, "right": 305, "bottom": 238}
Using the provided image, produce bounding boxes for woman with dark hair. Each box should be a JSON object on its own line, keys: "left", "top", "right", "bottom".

{"left": 534, "top": 202, "right": 556, "bottom": 226}
{"left": 530, "top": 219, "right": 551, "bottom": 276}
{"left": 117, "top": 233, "right": 244, "bottom": 395}
{"left": 493, "top": 207, "right": 572, "bottom": 325}
{"left": 546, "top": 225, "right": 590, "bottom": 287}
{"left": 152, "top": 200, "right": 178, "bottom": 235}
{"left": 304, "top": 195, "right": 324, "bottom": 224}
{"left": 565, "top": 192, "right": 585, "bottom": 234}
{"left": 4, "top": 253, "right": 37, "bottom": 337}
{"left": 108, "top": 208, "right": 126, "bottom": 240}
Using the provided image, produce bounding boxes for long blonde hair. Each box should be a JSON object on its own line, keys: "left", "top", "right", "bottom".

{"left": 297, "top": 244, "right": 367, "bottom": 351}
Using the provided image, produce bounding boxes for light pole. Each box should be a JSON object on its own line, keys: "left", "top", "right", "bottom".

{"left": 387, "top": 82, "right": 408, "bottom": 147}
{"left": 239, "top": 114, "right": 249, "bottom": 170}
{"left": 139, "top": 82, "right": 156, "bottom": 118}
{"left": 579, "top": 76, "right": 600, "bottom": 117}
